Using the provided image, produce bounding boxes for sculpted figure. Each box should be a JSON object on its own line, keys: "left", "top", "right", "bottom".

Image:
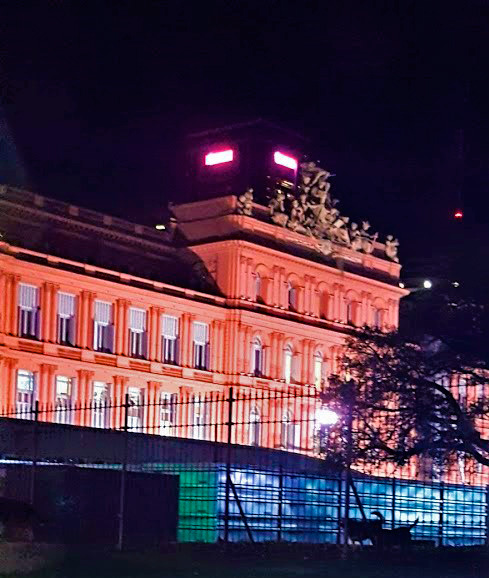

{"left": 360, "top": 221, "right": 378, "bottom": 254}
{"left": 268, "top": 189, "right": 288, "bottom": 227}
{"left": 350, "top": 222, "right": 362, "bottom": 251}
{"left": 385, "top": 235, "right": 400, "bottom": 262}
{"left": 237, "top": 188, "right": 254, "bottom": 216}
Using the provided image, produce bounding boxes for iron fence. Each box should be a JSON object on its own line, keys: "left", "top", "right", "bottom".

{"left": 0, "top": 387, "right": 487, "bottom": 548}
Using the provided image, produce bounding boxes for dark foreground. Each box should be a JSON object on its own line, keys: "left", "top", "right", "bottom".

{"left": 3, "top": 545, "right": 489, "bottom": 578}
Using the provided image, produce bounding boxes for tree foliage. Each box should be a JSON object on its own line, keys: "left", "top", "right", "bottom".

{"left": 321, "top": 287, "right": 489, "bottom": 472}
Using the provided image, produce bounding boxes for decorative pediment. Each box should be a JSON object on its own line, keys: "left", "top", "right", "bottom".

{"left": 260, "top": 162, "right": 398, "bottom": 262}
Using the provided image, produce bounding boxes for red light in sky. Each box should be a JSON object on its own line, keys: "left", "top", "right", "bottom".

{"left": 454, "top": 210, "right": 463, "bottom": 219}
{"left": 205, "top": 149, "right": 234, "bottom": 166}
{"left": 274, "top": 151, "right": 298, "bottom": 171}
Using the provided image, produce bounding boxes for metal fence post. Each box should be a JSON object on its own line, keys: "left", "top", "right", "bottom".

{"left": 438, "top": 481, "right": 445, "bottom": 547}
{"left": 343, "top": 382, "right": 354, "bottom": 547}
{"left": 224, "top": 387, "right": 233, "bottom": 544}
{"left": 277, "top": 466, "right": 283, "bottom": 542}
{"left": 117, "top": 393, "right": 129, "bottom": 551}
{"left": 391, "top": 477, "right": 396, "bottom": 529}
{"left": 29, "top": 400, "right": 39, "bottom": 505}
{"left": 485, "top": 485, "right": 489, "bottom": 546}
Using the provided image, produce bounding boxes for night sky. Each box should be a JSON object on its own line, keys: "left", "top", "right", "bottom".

{"left": 1, "top": 1, "right": 489, "bottom": 286}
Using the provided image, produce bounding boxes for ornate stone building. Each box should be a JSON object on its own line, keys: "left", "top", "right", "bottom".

{"left": 0, "top": 123, "right": 407, "bottom": 461}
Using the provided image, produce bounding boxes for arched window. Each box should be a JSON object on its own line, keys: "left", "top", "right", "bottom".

{"left": 251, "top": 337, "right": 263, "bottom": 377}
{"left": 249, "top": 406, "right": 261, "bottom": 446}
{"left": 281, "top": 410, "right": 297, "bottom": 450}
{"left": 254, "top": 272, "right": 263, "bottom": 303}
{"left": 283, "top": 345, "right": 294, "bottom": 384}
{"left": 314, "top": 352, "right": 323, "bottom": 388}
{"left": 288, "top": 282, "right": 297, "bottom": 310}
{"left": 373, "top": 308, "right": 382, "bottom": 329}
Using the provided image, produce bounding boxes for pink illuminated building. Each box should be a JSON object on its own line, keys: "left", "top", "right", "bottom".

{"left": 0, "top": 121, "right": 410, "bottom": 468}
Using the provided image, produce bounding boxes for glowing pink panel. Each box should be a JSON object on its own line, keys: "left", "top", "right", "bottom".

{"left": 274, "top": 151, "right": 298, "bottom": 171}
{"left": 205, "top": 149, "right": 234, "bottom": 166}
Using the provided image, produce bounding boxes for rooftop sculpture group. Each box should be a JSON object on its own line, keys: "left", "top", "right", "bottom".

{"left": 256, "top": 161, "right": 399, "bottom": 262}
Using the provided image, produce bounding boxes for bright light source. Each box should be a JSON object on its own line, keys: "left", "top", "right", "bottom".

{"left": 205, "top": 149, "right": 234, "bottom": 166}
{"left": 316, "top": 408, "right": 339, "bottom": 426}
{"left": 274, "top": 151, "right": 298, "bottom": 171}
{"left": 399, "top": 282, "right": 405, "bottom": 289}
{"left": 423, "top": 279, "right": 432, "bottom": 289}
{"left": 453, "top": 281, "right": 460, "bottom": 288}
{"left": 454, "top": 210, "right": 463, "bottom": 219}
{"left": 155, "top": 224, "right": 166, "bottom": 230}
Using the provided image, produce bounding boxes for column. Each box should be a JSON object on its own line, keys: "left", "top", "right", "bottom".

{"left": 246, "top": 258, "right": 253, "bottom": 300}
{"left": 239, "top": 256, "right": 247, "bottom": 299}
{"left": 79, "top": 291, "right": 95, "bottom": 349}
{"left": 39, "top": 363, "right": 57, "bottom": 414}
{"left": 271, "top": 266, "right": 280, "bottom": 307}
{"left": 279, "top": 268, "right": 287, "bottom": 308}
{"left": 301, "top": 339, "right": 310, "bottom": 384}
{"left": 149, "top": 306, "right": 162, "bottom": 361}
{"left": 49, "top": 284, "right": 58, "bottom": 343}
{"left": 297, "top": 285, "right": 305, "bottom": 313}
{"left": 112, "top": 374, "right": 128, "bottom": 429}
{"left": 332, "top": 284, "right": 340, "bottom": 321}
{"left": 5, "top": 274, "right": 19, "bottom": 335}
{"left": 115, "top": 299, "right": 129, "bottom": 356}
{"left": 180, "top": 313, "right": 194, "bottom": 367}
{"left": 0, "top": 270, "right": 7, "bottom": 335}
{"left": 275, "top": 333, "right": 285, "bottom": 381}
{"left": 76, "top": 291, "right": 86, "bottom": 346}
{"left": 269, "top": 333, "right": 277, "bottom": 378}
{"left": 76, "top": 369, "right": 94, "bottom": 426}
{"left": 0, "top": 356, "right": 17, "bottom": 411}
{"left": 147, "top": 380, "right": 159, "bottom": 435}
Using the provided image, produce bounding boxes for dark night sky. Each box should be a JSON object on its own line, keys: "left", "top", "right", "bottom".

{"left": 1, "top": 1, "right": 489, "bottom": 284}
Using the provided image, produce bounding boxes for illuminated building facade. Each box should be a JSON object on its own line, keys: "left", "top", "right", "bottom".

{"left": 0, "top": 121, "right": 406, "bottom": 461}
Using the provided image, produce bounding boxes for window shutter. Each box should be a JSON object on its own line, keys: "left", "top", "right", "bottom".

{"left": 129, "top": 308, "right": 146, "bottom": 332}
{"left": 193, "top": 322, "right": 208, "bottom": 345}
{"left": 162, "top": 315, "right": 178, "bottom": 338}
{"left": 19, "top": 284, "right": 39, "bottom": 310}
{"left": 95, "top": 301, "right": 112, "bottom": 324}
{"left": 58, "top": 292, "right": 75, "bottom": 318}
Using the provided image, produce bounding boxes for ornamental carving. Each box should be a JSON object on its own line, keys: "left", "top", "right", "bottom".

{"left": 266, "top": 162, "right": 398, "bottom": 261}
{"left": 237, "top": 188, "right": 254, "bottom": 216}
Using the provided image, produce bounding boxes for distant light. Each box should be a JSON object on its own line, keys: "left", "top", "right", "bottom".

{"left": 205, "top": 149, "right": 234, "bottom": 166}
{"left": 454, "top": 210, "right": 463, "bottom": 219}
{"left": 423, "top": 279, "right": 432, "bottom": 289}
{"left": 155, "top": 224, "right": 166, "bottom": 230}
{"left": 274, "top": 151, "right": 298, "bottom": 171}
{"left": 399, "top": 282, "right": 405, "bottom": 289}
{"left": 453, "top": 281, "right": 460, "bottom": 288}
{"left": 316, "top": 408, "right": 339, "bottom": 426}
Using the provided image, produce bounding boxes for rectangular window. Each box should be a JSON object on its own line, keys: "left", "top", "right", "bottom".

{"left": 129, "top": 308, "right": 147, "bottom": 358}
{"left": 93, "top": 301, "right": 114, "bottom": 353}
{"left": 55, "top": 376, "right": 73, "bottom": 424}
{"left": 57, "top": 292, "right": 76, "bottom": 345}
{"left": 191, "top": 394, "right": 209, "bottom": 440}
{"left": 127, "top": 387, "right": 144, "bottom": 431}
{"left": 159, "top": 391, "right": 177, "bottom": 436}
{"left": 16, "top": 370, "right": 35, "bottom": 418}
{"left": 18, "top": 284, "right": 40, "bottom": 339}
{"left": 193, "top": 322, "right": 209, "bottom": 370}
{"left": 92, "top": 381, "right": 110, "bottom": 428}
{"left": 162, "top": 315, "right": 179, "bottom": 364}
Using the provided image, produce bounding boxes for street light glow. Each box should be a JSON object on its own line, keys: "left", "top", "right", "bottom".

{"left": 423, "top": 279, "right": 432, "bottom": 289}
{"left": 316, "top": 408, "right": 339, "bottom": 426}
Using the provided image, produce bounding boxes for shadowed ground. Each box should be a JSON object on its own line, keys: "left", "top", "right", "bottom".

{"left": 4, "top": 546, "right": 488, "bottom": 578}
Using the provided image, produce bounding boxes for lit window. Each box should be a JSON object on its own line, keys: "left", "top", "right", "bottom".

{"left": 288, "top": 282, "right": 297, "bottom": 311}
{"left": 204, "top": 149, "right": 234, "bottom": 166}
{"left": 251, "top": 337, "right": 263, "bottom": 377}
{"left": 314, "top": 353, "right": 323, "bottom": 388}
{"left": 16, "top": 370, "right": 35, "bottom": 417}
{"left": 55, "top": 376, "right": 73, "bottom": 424}
{"left": 18, "top": 284, "right": 40, "bottom": 339}
{"left": 159, "top": 392, "right": 177, "bottom": 436}
{"left": 129, "top": 308, "right": 147, "bottom": 358}
{"left": 57, "top": 292, "right": 76, "bottom": 346}
{"left": 193, "top": 322, "right": 209, "bottom": 370}
{"left": 162, "top": 315, "right": 179, "bottom": 364}
{"left": 192, "top": 394, "right": 209, "bottom": 440}
{"left": 281, "top": 411, "right": 298, "bottom": 449}
{"left": 93, "top": 301, "right": 114, "bottom": 353}
{"left": 283, "top": 345, "right": 293, "bottom": 384}
{"left": 127, "top": 387, "right": 144, "bottom": 431}
{"left": 274, "top": 151, "right": 298, "bottom": 171}
{"left": 249, "top": 406, "right": 261, "bottom": 446}
{"left": 92, "top": 382, "right": 110, "bottom": 428}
